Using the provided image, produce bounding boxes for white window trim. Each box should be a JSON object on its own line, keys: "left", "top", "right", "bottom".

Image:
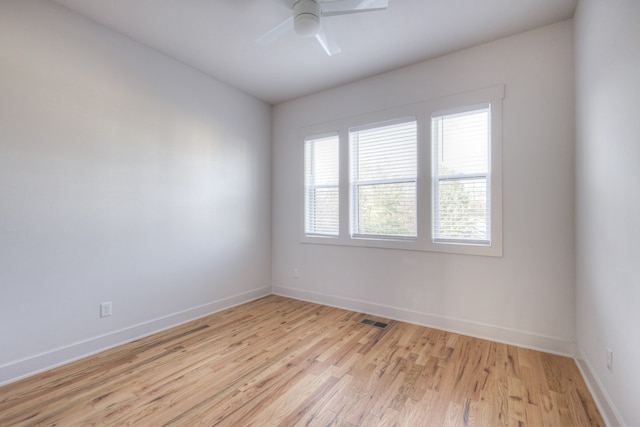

{"left": 299, "top": 85, "right": 504, "bottom": 257}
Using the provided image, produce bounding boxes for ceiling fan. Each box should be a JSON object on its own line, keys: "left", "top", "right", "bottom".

{"left": 257, "top": 0, "right": 389, "bottom": 56}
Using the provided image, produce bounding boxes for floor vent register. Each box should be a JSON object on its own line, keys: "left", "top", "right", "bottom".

{"left": 359, "top": 318, "right": 390, "bottom": 329}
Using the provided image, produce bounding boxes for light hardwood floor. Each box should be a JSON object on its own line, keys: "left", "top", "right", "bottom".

{"left": 0, "top": 296, "right": 604, "bottom": 426}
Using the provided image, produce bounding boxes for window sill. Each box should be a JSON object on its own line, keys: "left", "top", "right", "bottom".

{"left": 300, "top": 234, "right": 502, "bottom": 257}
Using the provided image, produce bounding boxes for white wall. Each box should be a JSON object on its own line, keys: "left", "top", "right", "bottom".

{"left": 0, "top": 1, "right": 271, "bottom": 384}
{"left": 273, "top": 21, "right": 576, "bottom": 354}
{"left": 574, "top": 0, "right": 640, "bottom": 425}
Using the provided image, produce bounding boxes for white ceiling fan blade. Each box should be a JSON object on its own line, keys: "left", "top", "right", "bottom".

{"left": 354, "top": 0, "right": 389, "bottom": 8}
{"left": 315, "top": 26, "right": 341, "bottom": 56}
{"left": 270, "top": 0, "right": 296, "bottom": 9}
{"left": 256, "top": 16, "right": 294, "bottom": 46}
{"left": 320, "top": 0, "right": 388, "bottom": 16}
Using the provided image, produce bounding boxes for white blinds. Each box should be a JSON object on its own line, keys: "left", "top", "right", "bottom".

{"left": 304, "top": 134, "right": 340, "bottom": 236}
{"left": 432, "top": 106, "right": 490, "bottom": 244}
{"left": 350, "top": 119, "right": 417, "bottom": 238}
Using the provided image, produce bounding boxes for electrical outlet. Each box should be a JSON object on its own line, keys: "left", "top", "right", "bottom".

{"left": 293, "top": 268, "right": 300, "bottom": 279}
{"left": 100, "top": 302, "right": 112, "bottom": 318}
{"left": 606, "top": 348, "right": 613, "bottom": 372}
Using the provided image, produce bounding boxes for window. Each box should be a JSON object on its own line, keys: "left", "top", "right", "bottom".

{"left": 301, "top": 85, "right": 503, "bottom": 256}
{"left": 350, "top": 119, "right": 417, "bottom": 239}
{"left": 304, "top": 133, "right": 339, "bottom": 236}
{"left": 432, "top": 105, "right": 491, "bottom": 245}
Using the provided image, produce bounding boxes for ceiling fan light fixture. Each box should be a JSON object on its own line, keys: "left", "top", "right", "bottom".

{"left": 294, "top": 13, "right": 320, "bottom": 37}
{"left": 293, "top": 0, "right": 321, "bottom": 37}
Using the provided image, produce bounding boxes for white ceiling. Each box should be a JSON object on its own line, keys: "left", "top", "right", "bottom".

{"left": 52, "top": 0, "right": 577, "bottom": 105}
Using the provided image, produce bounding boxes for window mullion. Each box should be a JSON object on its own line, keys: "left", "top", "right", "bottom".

{"left": 436, "top": 173, "right": 488, "bottom": 181}
{"left": 354, "top": 177, "right": 416, "bottom": 186}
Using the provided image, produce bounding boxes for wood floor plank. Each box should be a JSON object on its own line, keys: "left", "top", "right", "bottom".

{"left": 0, "top": 296, "right": 605, "bottom": 426}
{"left": 507, "top": 375, "right": 526, "bottom": 423}
{"left": 300, "top": 373, "right": 353, "bottom": 425}
{"left": 443, "top": 400, "right": 464, "bottom": 426}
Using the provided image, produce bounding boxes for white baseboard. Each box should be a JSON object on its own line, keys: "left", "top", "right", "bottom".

{"left": 0, "top": 286, "right": 271, "bottom": 387}
{"left": 575, "top": 343, "right": 625, "bottom": 427}
{"left": 272, "top": 285, "right": 576, "bottom": 357}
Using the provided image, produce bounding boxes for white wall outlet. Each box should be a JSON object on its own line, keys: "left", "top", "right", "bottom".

{"left": 606, "top": 347, "right": 613, "bottom": 372}
{"left": 293, "top": 268, "right": 300, "bottom": 279}
{"left": 100, "top": 302, "right": 112, "bottom": 318}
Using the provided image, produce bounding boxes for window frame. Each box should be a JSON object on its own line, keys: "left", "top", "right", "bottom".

{"left": 349, "top": 117, "right": 419, "bottom": 240}
{"left": 431, "top": 103, "right": 492, "bottom": 246}
{"left": 299, "top": 85, "right": 504, "bottom": 257}
{"left": 304, "top": 132, "right": 340, "bottom": 237}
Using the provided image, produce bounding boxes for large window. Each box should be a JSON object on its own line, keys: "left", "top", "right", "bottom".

{"left": 350, "top": 119, "right": 417, "bottom": 239}
{"left": 304, "top": 133, "right": 339, "bottom": 236}
{"left": 432, "top": 105, "right": 491, "bottom": 244}
{"left": 301, "top": 85, "right": 503, "bottom": 256}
